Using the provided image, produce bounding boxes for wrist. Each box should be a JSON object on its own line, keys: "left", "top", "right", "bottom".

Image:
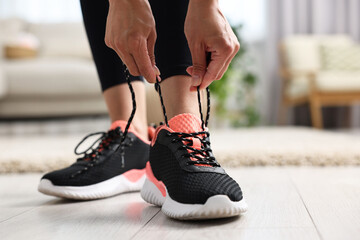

{"left": 188, "top": 0, "right": 219, "bottom": 12}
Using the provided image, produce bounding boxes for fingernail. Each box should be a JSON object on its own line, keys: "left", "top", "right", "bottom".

{"left": 192, "top": 75, "right": 201, "bottom": 86}
{"left": 156, "top": 75, "right": 162, "bottom": 82}
{"left": 153, "top": 65, "right": 160, "bottom": 76}
{"left": 189, "top": 86, "right": 197, "bottom": 92}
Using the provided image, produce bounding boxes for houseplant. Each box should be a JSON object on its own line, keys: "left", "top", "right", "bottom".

{"left": 209, "top": 24, "right": 260, "bottom": 127}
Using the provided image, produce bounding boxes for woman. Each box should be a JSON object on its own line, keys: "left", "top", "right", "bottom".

{"left": 38, "top": 0, "right": 247, "bottom": 220}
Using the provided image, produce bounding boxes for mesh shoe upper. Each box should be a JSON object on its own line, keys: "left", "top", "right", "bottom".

{"left": 150, "top": 114, "right": 243, "bottom": 204}
{"left": 42, "top": 122, "right": 150, "bottom": 187}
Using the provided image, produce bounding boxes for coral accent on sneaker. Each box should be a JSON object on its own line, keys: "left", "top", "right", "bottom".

{"left": 145, "top": 162, "right": 166, "bottom": 197}
{"left": 123, "top": 169, "right": 146, "bottom": 182}
{"left": 168, "top": 113, "right": 212, "bottom": 167}
{"left": 109, "top": 120, "right": 151, "bottom": 144}
{"left": 151, "top": 124, "right": 173, "bottom": 146}
{"left": 168, "top": 113, "right": 203, "bottom": 133}
{"left": 148, "top": 126, "right": 156, "bottom": 141}
{"left": 191, "top": 138, "right": 202, "bottom": 150}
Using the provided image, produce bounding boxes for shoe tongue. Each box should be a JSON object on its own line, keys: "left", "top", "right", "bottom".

{"left": 168, "top": 113, "right": 203, "bottom": 133}
{"left": 109, "top": 120, "right": 132, "bottom": 132}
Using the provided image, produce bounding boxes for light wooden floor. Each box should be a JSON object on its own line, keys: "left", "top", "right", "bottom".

{"left": 0, "top": 167, "right": 359, "bottom": 240}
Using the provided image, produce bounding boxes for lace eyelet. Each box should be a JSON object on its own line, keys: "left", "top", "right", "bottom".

{"left": 171, "top": 139, "right": 177, "bottom": 143}
{"left": 166, "top": 132, "right": 171, "bottom": 137}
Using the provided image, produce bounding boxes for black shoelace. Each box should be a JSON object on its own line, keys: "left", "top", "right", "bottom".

{"left": 74, "top": 127, "right": 134, "bottom": 162}
{"left": 70, "top": 66, "right": 137, "bottom": 178}
{"left": 155, "top": 76, "right": 219, "bottom": 167}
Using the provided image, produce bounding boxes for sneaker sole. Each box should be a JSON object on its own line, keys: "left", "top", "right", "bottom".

{"left": 141, "top": 167, "right": 248, "bottom": 220}
{"left": 38, "top": 169, "right": 146, "bottom": 200}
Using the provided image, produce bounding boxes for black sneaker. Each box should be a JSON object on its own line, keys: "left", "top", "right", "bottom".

{"left": 38, "top": 120, "right": 154, "bottom": 200}
{"left": 141, "top": 113, "right": 247, "bottom": 220}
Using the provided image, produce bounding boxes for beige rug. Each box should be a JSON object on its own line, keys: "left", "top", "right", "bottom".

{"left": 1, "top": 127, "right": 360, "bottom": 173}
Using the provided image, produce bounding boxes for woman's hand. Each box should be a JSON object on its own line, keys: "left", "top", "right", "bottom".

{"left": 185, "top": 0, "right": 240, "bottom": 91}
{"left": 105, "top": 0, "right": 159, "bottom": 82}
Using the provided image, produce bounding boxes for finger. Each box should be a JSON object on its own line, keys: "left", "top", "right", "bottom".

{"left": 203, "top": 36, "right": 237, "bottom": 82}
{"left": 215, "top": 43, "right": 239, "bottom": 80}
{"left": 147, "top": 30, "right": 157, "bottom": 67}
{"left": 215, "top": 54, "right": 232, "bottom": 80}
{"left": 153, "top": 65, "right": 160, "bottom": 76}
{"left": 114, "top": 48, "right": 141, "bottom": 76}
{"left": 198, "top": 78, "right": 213, "bottom": 90}
{"left": 187, "top": 67, "right": 198, "bottom": 91}
{"left": 189, "top": 43, "right": 207, "bottom": 87}
{"left": 202, "top": 57, "right": 226, "bottom": 86}
{"left": 130, "top": 38, "right": 156, "bottom": 83}
{"left": 199, "top": 61, "right": 227, "bottom": 90}
{"left": 190, "top": 86, "right": 198, "bottom": 92}
{"left": 186, "top": 66, "right": 193, "bottom": 75}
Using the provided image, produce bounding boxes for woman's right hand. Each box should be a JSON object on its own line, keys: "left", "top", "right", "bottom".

{"left": 105, "top": 0, "right": 159, "bottom": 82}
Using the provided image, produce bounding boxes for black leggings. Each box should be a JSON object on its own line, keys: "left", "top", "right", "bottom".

{"left": 80, "top": 0, "right": 192, "bottom": 92}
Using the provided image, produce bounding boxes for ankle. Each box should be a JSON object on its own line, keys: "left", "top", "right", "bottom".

{"left": 110, "top": 118, "right": 149, "bottom": 141}
{"left": 131, "top": 121, "right": 149, "bottom": 141}
{"left": 160, "top": 75, "right": 199, "bottom": 119}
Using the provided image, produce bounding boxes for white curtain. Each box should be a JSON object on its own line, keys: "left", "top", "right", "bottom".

{"left": 265, "top": 0, "right": 360, "bottom": 127}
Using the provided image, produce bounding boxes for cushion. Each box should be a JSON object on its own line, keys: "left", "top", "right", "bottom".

{"left": 321, "top": 45, "right": 360, "bottom": 71}
{"left": 283, "top": 36, "right": 321, "bottom": 72}
{"left": 28, "top": 22, "right": 92, "bottom": 59}
{"left": 283, "top": 35, "right": 353, "bottom": 72}
{"left": 286, "top": 71, "right": 360, "bottom": 98}
{"left": 316, "top": 71, "right": 360, "bottom": 92}
{"left": 3, "top": 57, "right": 101, "bottom": 97}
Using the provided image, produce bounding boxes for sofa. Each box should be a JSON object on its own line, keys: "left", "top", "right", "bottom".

{"left": 0, "top": 18, "right": 163, "bottom": 124}
{"left": 278, "top": 35, "right": 360, "bottom": 128}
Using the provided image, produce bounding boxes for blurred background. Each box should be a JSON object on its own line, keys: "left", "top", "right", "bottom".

{"left": 1, "top": 0, "right": 360, "bottom": 172}
{"left": 1, "top": 0, "right": 359, "bottom": 128}
{"left": 1, "top": 2, "right": 359, "bottom": 238}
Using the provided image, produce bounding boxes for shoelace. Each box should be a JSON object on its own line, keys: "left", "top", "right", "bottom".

{"left": 74, "top": 128, "right": 120, "bottom": 161}
{"left": 70, "top": 66, "right": 137, "bottom": 178}
{"left": 74, "top": 127, "right": 134, "bottom": 165}
{"left": 155, "top": 76, "right": 219, "bottom": 167}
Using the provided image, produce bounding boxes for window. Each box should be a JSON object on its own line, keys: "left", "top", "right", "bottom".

{"left": 220, "top": 0, "right": 265, "bottom": 41}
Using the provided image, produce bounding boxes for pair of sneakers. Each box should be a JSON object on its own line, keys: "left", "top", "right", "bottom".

{"left": 38, "top": 114, "right": 247, "bottom": 219}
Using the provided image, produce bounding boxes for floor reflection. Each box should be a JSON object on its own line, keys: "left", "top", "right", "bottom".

{"left": 36, "top": 192, "right": 160, "bottom": 225}
{"left": 36, "top": 192, "right": 242, "bottom": 229}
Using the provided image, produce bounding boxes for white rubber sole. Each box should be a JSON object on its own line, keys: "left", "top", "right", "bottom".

{"left": 141, "top": 178, "right": 248, "bottom": 220}
{"left": 38, "top": 172, "right": 146, "bottom": 200}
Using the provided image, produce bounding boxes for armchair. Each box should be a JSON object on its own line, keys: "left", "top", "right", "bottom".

{"left": 279, "top": 35, "right": 360, "bottom": 128}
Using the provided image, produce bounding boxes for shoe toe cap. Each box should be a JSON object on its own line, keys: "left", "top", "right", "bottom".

{"left": 207, "top": 175, "right": 243, "bottom": 202}
{"left": 41, "top": 165, "right": 85, "bottom": 186}
{"left": 170, "top": 172, "right": 243, "bottom": 204}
